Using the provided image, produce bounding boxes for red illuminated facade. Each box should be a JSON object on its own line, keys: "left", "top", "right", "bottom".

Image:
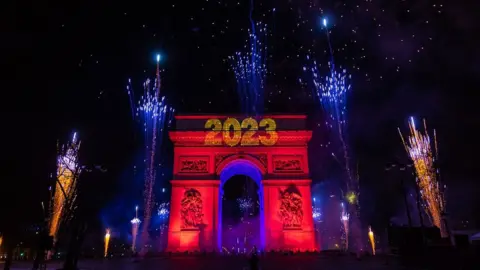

{"left": 166, "top": 115, "right": 317, "bottom": 252}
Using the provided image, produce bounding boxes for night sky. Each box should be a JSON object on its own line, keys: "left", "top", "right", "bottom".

{"left": 4, "top": 0, "right": 479, "bottom": 235}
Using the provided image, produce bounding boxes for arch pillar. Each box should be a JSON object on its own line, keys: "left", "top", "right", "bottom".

{"left": 167, "top": 180, "right": 220, "bottom": 252}
{"left": 262, "top": 179, "right": 315, "bottom": 251}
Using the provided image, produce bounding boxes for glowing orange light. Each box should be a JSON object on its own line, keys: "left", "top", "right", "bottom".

{"left": 368, "top": 226, "right": 375, "bottom": 255}
{"left": 104, "top": 229, "right": 111, "bottom": 257}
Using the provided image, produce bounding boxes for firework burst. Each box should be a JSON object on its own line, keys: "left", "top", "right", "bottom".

{"left": 228, "top": 22, "right": 268, "bottom": 115}
{"left": 49, "top": 132, "right": 81, "bottom": 243}
{"left": 304, "top": 16, "right": 364, "bottom": 251}
{"left": 398, "top": 117, "right": 447, "bottom": 237}
{"left": 127, "top": 56, "right": 174, "bottom": 251}
{"left": 305, "top": 59, "right": 362, "bottom": 250}
{"left": 312, "top": 206, "right": 322, "bottom": 222}
{"left": 157, "top": 202, "right": 170, "bottom": 219}
{"left": 237, "top": 197, "right": 254, "bottom": 212}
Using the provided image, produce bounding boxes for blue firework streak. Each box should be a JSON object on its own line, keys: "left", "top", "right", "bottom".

{"left": 304, "top": 18, "right": 355, "bottom": 185}
{"left": 157, "top": 202, "right": 170, "bottom": 219}
{"left": 306, "top": 60, "right": 352, "bottom": 171}
{"left": 126, "top": 57, "right": 174, "bottom": 248}
{"left": 228, "top": 22, "right": 268, "bottom": 115}
{"left": 304, "top": 18, "right": 364, "bottom": 251}
{"left": 313, "top": 66, "right": 351, "bottom": 133}
{"left": 312, "top": 206, "right": 322, "bottom": 222}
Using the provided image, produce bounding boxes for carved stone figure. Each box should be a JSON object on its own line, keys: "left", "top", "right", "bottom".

{"left": 180, "top": 189, "right": 204, "bottom": 229}
{"left": 278, "top": 189, "right": 303, "bottom": 228}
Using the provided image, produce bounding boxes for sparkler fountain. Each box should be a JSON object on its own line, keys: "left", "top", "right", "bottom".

{"left": 131, "top": 206, "right": 141, "bottom": 252}
{"left": 305, "top": 17, "right": 362, "bottom": 252}
{"left": 368, "top": 226, "right": 375, "bottom": 255}
{"left": 341, "top": 203, "right": 350, "bottom": 251}
{"left": 312, "top": 198, "right": 322, "bottom": 249}
{"left": 398, "top": 117, "right": 447, "bottom": 237}
{"left": 126, "top": 55, "right": 174, "bottom": 253}
{"left": 104, "top": 229, "right": 111, "bottom": 258}
{"left": 48, "top": 132, "right": 81, "bottom": 259}
{"left": 157, "top": 202, "right": 170, "bottom": 250}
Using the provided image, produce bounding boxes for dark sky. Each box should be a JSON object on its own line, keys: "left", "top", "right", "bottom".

{"left": 3, "top": 0, "right": 479, "bottom": 234}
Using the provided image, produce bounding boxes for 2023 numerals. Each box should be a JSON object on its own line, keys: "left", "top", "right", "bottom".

{"left": 204, "top": 118, "right": 278, "bottom": 146}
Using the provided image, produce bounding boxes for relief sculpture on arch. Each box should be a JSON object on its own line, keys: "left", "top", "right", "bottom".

{"left": 278, "top": 187, "right": 304, "bottom": 229}
{"left": 180, "top": 188, "right": 204, "bottom": 229}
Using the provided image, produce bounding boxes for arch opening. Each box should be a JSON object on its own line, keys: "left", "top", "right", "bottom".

{"left": 218, "top": 159, "right": 265, "bottom": 252}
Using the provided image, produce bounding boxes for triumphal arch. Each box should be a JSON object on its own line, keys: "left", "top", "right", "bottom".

{"left": 166, "top": 114, "right": 316, "bottom": 252}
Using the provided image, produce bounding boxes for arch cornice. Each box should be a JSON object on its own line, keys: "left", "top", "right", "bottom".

{"left": 215, "top": 154, "right": 267, "bottom": 176}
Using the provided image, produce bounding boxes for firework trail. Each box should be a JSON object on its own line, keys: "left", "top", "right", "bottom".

{"left": 237, "top": 197, "right": 254, "bottom": 212}
{"left": 228, "top": 19, "right": 268, "bottom": 115}
{"left": 158, "top": 202, "right": 170, "bottom": 219}
{"left": 368, "top": 226, "right": 375, "bottom": 255}
{"left": 304, "top": 18, "right": 363, "bottom": 251}
{"left": 398, "top": 117, "right": 447, "bottom": 237}
{"left": 131, "top": 206, "right": 141, "bottom": 252}
{"left": 312, "top": 207, "right": 322, "bottom": 222}
{"left": 104, "top": 229, "right": 111, "bottom": 257}
{"left": 126, "top": 79, "right": 136, "bottom": 120}
{"left": 49, "top": 132, "right": 81, "bottom": 243}
{"left": 126, "top": 55, "right": 174, "bottom": 252}
{"left": 312, "top": 198, "right": 322, "bottom": 222}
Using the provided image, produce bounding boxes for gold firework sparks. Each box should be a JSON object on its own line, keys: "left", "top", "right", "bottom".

{"left": 368, "top": 226, "right": 375, "bottom": 255}
{"left": 104, "top": 229, "right": 111, "bottom": 257}
{"left": 49, "top": 132, "right": 81, "bottom": 242}
{"left": 398, "top": 117, "right": 447, "bottom": 237}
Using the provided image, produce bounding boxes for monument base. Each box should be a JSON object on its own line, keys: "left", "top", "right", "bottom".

{"left": 283, "top": 229, "right": 315, "bottom": 251}
{"left": 167, "top": 229, "right": 201, "bottom": 252}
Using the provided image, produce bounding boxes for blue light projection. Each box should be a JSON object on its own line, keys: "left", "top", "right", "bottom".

{"left": 218, "top": 159, "right": 265, "bottom": 251}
